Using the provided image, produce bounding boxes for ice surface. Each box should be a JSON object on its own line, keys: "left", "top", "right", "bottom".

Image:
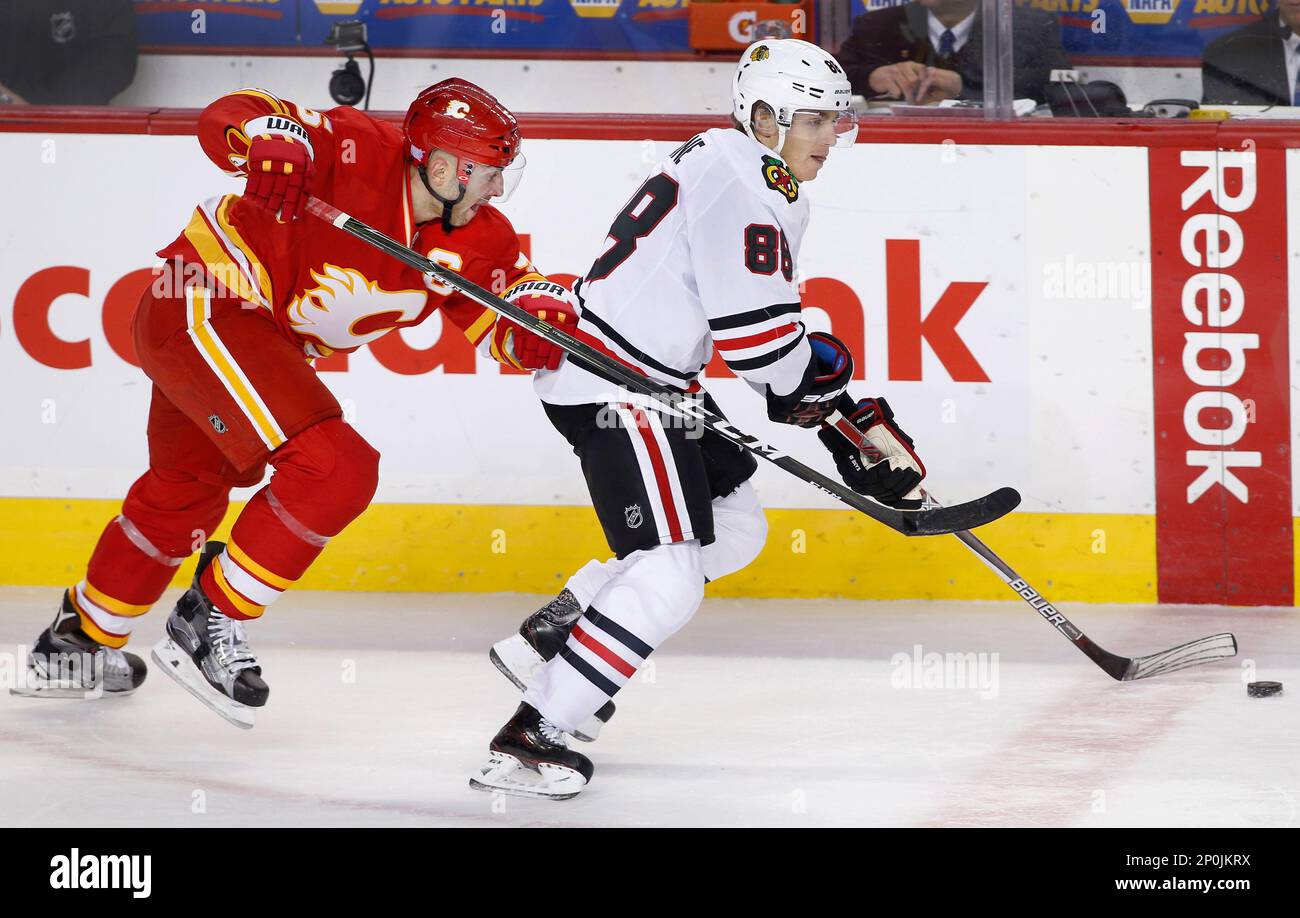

{"left": 1, "top": 587, "right": 1294, "bottom": 827}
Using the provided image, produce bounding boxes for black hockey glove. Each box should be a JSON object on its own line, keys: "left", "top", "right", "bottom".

{"left": 817, "top": 395, "right": 926, "bottom": 508}
{"left": 766, "top": 331, "right": 854, "bottom": 427}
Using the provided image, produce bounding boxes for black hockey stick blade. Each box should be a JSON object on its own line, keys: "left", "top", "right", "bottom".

{"left": 894, "top": 487, "right": 1021, "bottom": 536}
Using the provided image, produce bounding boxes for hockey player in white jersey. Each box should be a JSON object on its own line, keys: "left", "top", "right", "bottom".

{"left": 470, "top": 39, "right": 928, "bottom": 799}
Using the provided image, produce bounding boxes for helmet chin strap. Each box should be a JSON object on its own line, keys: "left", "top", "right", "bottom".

{"left": 417, "top": 162, "right": 466, "bottom": 233}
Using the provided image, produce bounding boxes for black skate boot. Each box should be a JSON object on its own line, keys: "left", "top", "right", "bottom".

{"left": 151, "top": 541, "right": 269, "bottom": 729}
{"left": 9, "top": 590, "right": 147, "bottom": 699}
{"left": 469, "top": 702, "right": 595, "bottom": 800}
{"left": 489, "top": 588, "right": 616, "bottom": 742}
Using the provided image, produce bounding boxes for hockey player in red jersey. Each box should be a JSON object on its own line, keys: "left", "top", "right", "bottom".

{"left": 469, "top": 40, "right": 928, "bottom": 799}
{"left": 11, "top": 79, "right": 576, "bottom": 727}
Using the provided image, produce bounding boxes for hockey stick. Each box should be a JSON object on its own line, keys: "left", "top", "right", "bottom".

{"left": 827, "top": 411, "right": 1238, "bottom": 680}
{"left": 306, "top": 195, "right": 1019, "bottom": 537}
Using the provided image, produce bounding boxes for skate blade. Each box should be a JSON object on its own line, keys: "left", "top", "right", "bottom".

{"left": 490, "top": 637, "right": 609, "bottom": 743}
{"left": 467, "top": 751, "right": 587, "bottom": 801}
{"left": 8, "top": 682, "right": 132, "bottom": 700}
{"left": 151, "top": 637, "right": 255, "bottom": 730}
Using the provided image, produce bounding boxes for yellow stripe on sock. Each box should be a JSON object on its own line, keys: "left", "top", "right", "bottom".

{"left": 228, "top": 540, "right": 295, "bottom": 591}
{"left": 81, "top": 581, "right": 152, "bottom": 618}
{"left": 209, "top": 559, "right": 267, "bottom": 619}
{"left": 77, "top": 614, "right": 130, "bottom": 649}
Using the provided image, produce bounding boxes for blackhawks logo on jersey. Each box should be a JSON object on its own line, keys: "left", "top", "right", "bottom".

{"left": 761, "top": 155, "right": 799, "bottom": 203}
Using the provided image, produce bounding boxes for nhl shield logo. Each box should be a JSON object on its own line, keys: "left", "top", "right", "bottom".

{"left": 208, "top": 414, "right": 228, "bottom": 434}
{"left": 50, "top": 12, "right": 75, "bottom": 44}
{"left": 624, "top": 503, "right": 643, "bottom": 529}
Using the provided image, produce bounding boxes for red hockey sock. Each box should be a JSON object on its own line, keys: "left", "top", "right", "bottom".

{"left": 73, "top": 468, "right": 229, "bottom": 648}
{"left": 200, "top": 418, "right": 379, "bottom": 621}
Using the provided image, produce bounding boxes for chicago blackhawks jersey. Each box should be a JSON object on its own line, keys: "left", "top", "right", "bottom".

{"left": 157, "top": 88, "right": 529, "bottom": 362}
{"left": 533, "top": 127, "right": 813, "bottom": 406}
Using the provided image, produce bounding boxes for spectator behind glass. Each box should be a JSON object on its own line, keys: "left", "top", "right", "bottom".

{"left": 1202, "top": 0, "right": 1300, "bottom": 106}
{"left": 0, "top": 0, "right": 138, "bottom": 105}
{"left": 835, "top": 0, "right": 1069, "bottom": 105}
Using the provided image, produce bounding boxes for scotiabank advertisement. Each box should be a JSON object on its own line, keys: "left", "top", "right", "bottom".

{"left": 0, "top": 114, "right": 1295, "bottom": 605}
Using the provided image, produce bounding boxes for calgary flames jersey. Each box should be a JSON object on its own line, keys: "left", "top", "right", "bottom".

{"left": 157, "top": 88, "right": 531, "bottom": 361}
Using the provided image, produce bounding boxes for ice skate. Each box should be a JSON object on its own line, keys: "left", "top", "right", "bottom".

{"left": 469, "top": 702, "right": 594, "bottom": 801}
{"left": 151, "top": 541, "right": 269, "bottom": 729}
{"left": 9, "top": 590, "right": 147, "bottom": 699}
{"left": 489, "top": 588, "right": 616, "bottom": 742}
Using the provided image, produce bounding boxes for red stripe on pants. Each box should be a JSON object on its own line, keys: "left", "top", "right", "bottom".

{"left": 628, "top": 407, "right": 684, "bottom": 542}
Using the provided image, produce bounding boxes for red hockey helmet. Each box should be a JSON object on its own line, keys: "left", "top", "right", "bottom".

{"left": 404, "top": 78, "right": 521, "bottom": 180}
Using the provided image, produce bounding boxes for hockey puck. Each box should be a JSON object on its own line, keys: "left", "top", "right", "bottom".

{"left": 1247, "top": 681, "right": 1283, "bottom": 698}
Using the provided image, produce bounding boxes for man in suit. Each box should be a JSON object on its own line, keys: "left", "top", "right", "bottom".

{"left": 1202, "top": 1, "right": 1300, "bottom": 106}
{"left": 835, "top": 0, "right": 1069, "bottom": 105}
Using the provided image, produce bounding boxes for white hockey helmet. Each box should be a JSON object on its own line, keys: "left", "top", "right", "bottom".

{"left": 732, "top": 39, "right": 858, "bottom": 153}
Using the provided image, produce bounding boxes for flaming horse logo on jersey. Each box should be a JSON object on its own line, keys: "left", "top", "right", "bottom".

{"left": 287, "top": 264, "right": 428, "bottom": 351}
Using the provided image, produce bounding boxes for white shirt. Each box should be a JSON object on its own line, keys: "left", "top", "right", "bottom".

{"left": 533, "top": 128, "right": 812, "bottom": 407}
{"left": 1283, "top": 16, "right": 1300, "bottom": 105}
{"left": 928, "top": 9, "right": 976, "bottom": 56}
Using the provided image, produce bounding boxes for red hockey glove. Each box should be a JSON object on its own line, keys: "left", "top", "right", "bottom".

{"left": 493, "top": 278, "right": 579, "bottom": 371}
{"left": 243, "top": 132, "right": 313, "bottom": 222}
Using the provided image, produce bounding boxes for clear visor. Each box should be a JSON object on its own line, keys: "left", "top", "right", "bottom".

{"left": 463, "top": 154, "right": 526, "bottom": 204}
{"left": 787, "top": 109, "right": 859, "bottom": 149}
